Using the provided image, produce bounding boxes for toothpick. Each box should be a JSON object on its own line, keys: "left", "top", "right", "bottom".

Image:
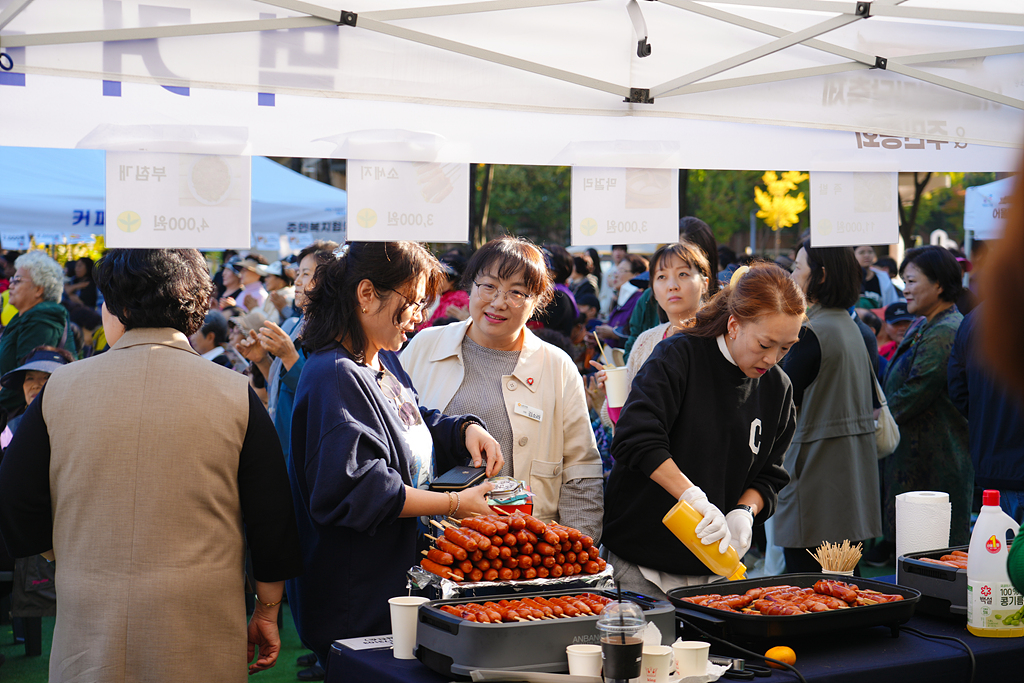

{"left": 593, "top": 331, "right": 611, "bottom": 367}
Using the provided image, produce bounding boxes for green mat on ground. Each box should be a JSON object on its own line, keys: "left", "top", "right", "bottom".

{"left": 0, "top": 604, "right": 314, "bottom": 683}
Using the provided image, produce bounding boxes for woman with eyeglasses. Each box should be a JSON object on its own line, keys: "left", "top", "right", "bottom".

{"left": 287, "top": 241, "right": 503, "bottom": 668}
{"left": 402, "top": 237, "right": 605, "bottom": 540}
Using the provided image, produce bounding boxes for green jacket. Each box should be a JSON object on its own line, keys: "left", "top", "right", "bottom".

{"left": 881, "top": 306, "right": 971, "bottom": 544}
{"left": 0, "top": 301, "right": 74, "bottom": 413}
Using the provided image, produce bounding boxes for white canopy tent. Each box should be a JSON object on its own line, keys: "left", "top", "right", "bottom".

{"left": 0, "top": 146, "right": 347, "bottom": 245}
{"left": 0, "top": 0, "right": 1021, "bottom": 170}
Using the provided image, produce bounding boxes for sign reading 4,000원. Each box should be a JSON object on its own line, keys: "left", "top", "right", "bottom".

{"left": 106, "top": 152, "right": 252, "bottom": 249}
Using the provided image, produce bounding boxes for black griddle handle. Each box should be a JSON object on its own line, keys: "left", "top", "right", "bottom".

{"left": 419, "top": 609, "right": 460, "bottom": 636}
{"left": 676, "top": 606, "right": 727, "bottom": 624}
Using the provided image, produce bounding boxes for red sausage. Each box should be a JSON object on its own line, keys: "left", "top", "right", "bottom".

{"left": 444, "top": 527, "right": 478, "bottom": 552}
{"left": 426, "top": 548, "right": 454, "bottom": 565}
{"left": 434, "top": 536, "right": 469, "bottom": 561}
{"left": 421, "top": 558, "right": 461, "bottom": 581}
{"left": 524, "top": 515, "right": 547, "bottom": 535}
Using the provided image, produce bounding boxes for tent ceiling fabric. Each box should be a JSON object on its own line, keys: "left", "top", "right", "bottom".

{"left": 1, "top": 0, "right": 1022, "bottom": 168}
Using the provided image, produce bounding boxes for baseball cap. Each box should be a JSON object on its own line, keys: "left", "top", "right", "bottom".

{"left": 885, "top": 302, "right": 915, "bottom": 324}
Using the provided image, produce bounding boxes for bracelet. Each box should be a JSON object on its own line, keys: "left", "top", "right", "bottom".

{"left": 460, "top": 418, "right": 481, "bottom": 441}
{"left": 255, "top": 594, "right": 282, "bottom": 608}
{"left": 446, "top": 491, "right": 461, "bottom": 518}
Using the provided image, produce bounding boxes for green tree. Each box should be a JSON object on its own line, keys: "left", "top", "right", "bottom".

{"left": 912, "top": 172, "right": 997, "bottom": 246}
{"left": 486, "top": 165, "right": 571, "bottom": 245}
{"left": 685, "top": 169, "right": 764, "bottom": 244}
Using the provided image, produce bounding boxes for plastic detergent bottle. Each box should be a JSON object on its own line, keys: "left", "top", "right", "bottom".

{"left": 662, "top": 499, "right": 746, "bottom": 581}
{"left": 967, "top": 490, "right": 1023, "bottom": 638}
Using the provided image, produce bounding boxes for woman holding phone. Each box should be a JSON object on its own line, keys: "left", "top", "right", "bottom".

{"left": 287, "top": 242, "right": 503, "bottom": 669}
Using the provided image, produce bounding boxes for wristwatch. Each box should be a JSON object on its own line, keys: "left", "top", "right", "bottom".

{"left": 731, "top": 504, "right": 754, "bottom": 516}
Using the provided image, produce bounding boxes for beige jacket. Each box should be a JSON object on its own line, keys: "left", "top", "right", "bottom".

{"left": 402, "top": 320, "right": 603, "bottom": 523}
{"left": 42, "top": 328, "right": 251, "bottom": 683}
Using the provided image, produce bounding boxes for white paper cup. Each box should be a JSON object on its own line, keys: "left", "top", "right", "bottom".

{"left": 640, "top": 645, "right": 673, "bottom": 683}
{"left": 388, "top": 596, "right": 429, "bottom": 659}
{"left": 604, "top": 366, "right": 630, "bottom": 408}
{"left": 566, "top": 644, "right": 603, "bottom": 677}
{"left": 672, "top": 641, "right": 710, "bottom": 678}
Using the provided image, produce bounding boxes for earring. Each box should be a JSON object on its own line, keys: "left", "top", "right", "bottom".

{"left": 361, "top": 307, "right": 367, "bottom": 314}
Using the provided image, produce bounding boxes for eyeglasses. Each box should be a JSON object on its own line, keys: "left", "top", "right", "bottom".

{"left": 377, "top": 368, "right": 422, "bottom": 428}
{"left": 385, "top": 288, "right": 429, "bottom": 314}
{"left": 8, "top": 276, "right": 25, "bottom": 286}
{"left": 473, "top": 281, "right": 532, "bottom": 308}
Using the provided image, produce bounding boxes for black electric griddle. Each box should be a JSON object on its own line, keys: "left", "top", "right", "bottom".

{"left": 668, "top": 573, "right": 920, "bottom": 642}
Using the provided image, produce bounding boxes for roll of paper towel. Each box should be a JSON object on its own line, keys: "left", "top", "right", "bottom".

{"left": 895, "top": 491, "right": 951, "bottom": 580}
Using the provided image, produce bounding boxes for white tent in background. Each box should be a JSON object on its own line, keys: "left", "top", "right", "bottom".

{"left": 0, "top": 0, "right": 1021, "bottom": 170}
{"left": 964, "top": 175, "right": 1016, "bottom": 240}
{"left": 0, "top": 146, "right": 347, "bottom": 248}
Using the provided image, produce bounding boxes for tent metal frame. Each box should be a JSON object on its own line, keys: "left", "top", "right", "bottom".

{"left": 1, "top": 0, "right": 1021, "bottom": 112}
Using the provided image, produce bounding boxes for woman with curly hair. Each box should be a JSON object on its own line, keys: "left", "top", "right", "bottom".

{"left": 0, "top": 249, "right": 303, "bottom": 682}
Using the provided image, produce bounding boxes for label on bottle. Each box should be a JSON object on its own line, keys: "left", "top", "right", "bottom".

{"left": 985, "top": 535, "right": 1002, "bottom": 554}
{"left": 967, "top": 580, "right": 1024, "bottom": 629}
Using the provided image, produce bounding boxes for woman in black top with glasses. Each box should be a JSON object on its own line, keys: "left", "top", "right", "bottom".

{"left": 287, "top": 241, "right": 503, "bottom": 668}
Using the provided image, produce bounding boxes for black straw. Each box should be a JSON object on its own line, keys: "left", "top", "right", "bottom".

{"left": 616, "top": 579, "right": 624, "bottom": 644}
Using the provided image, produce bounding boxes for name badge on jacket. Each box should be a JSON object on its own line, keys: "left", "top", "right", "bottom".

{"left": 514, "top": 402, "right": 543, "bottom": 422}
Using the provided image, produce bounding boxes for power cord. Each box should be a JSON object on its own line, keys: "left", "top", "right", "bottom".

{"left": 899, "top": 625, "right": 975, "bottom": 683}
{"left": 677, "top": 616, "right": 808, "bottom": 683}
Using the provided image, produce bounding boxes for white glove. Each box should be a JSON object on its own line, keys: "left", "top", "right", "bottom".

{"left": 679, "top": 486, "right": 732, "bottom": 554}
{"left": 725, "top": 507, "right": 755, "bottom": 558}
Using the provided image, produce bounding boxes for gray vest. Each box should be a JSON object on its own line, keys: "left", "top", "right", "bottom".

{"left": 792, "top": 306, "right": 876, "bottom": 443}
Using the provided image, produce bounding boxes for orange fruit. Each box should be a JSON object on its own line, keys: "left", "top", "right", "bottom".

{"left": 765, "top": 645, "right": 796, "bottom": 669}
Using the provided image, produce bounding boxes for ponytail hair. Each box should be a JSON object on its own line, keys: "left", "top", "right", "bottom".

{"left": 301, "top": 241, "right": 443, "bottom": 360}
{"left": 687, "top": 262, "right": 806, "bottom": 338}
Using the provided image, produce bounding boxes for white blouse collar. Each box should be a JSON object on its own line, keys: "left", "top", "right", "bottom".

{"left": 716, "top": 334, "right": 738, "bottom": 366}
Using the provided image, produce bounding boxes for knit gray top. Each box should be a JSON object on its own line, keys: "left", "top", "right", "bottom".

{"left": 445, "top": 335, "right": 519, "bottom": 477}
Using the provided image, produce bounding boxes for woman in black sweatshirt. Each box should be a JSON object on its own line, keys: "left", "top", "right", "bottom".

{"left": 602, "top": 264, "right": 804, "bottom": 598}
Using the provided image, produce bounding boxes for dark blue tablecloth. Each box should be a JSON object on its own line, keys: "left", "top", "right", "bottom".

{"left": 327, "top": 579, "right": 1019, "bottom": 683}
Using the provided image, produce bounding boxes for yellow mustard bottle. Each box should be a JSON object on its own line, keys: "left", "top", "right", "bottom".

{"left": 662, "top": 499, "right": 747, "bottom": 581}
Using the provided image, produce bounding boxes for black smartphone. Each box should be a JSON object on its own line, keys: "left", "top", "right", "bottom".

{"left": 429, "top": 465, "right": 487, "bottom": 492}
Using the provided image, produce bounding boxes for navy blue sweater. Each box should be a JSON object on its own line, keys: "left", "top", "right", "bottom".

{"left": 948, "top": 307, "right": 1024, "bottom": 490}
{"left": 287, "top": 346, "right": 474, "bottom": 663}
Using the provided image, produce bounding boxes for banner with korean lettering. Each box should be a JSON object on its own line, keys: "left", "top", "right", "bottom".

{"left": 809, "top": 172, "right": 900, "bottom": 248}
{"left": 570, "top": 167, "right": 679, "bottom": 247}
{"left": 346, "top": 161, "right": 469, "bottom": 242}
{"left": 106, "top": 152, "right": 251, "bottom": 249}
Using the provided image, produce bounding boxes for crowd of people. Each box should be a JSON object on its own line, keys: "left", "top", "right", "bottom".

{"left": 0, "top": 210, "right": 1021, "bottom": 680}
